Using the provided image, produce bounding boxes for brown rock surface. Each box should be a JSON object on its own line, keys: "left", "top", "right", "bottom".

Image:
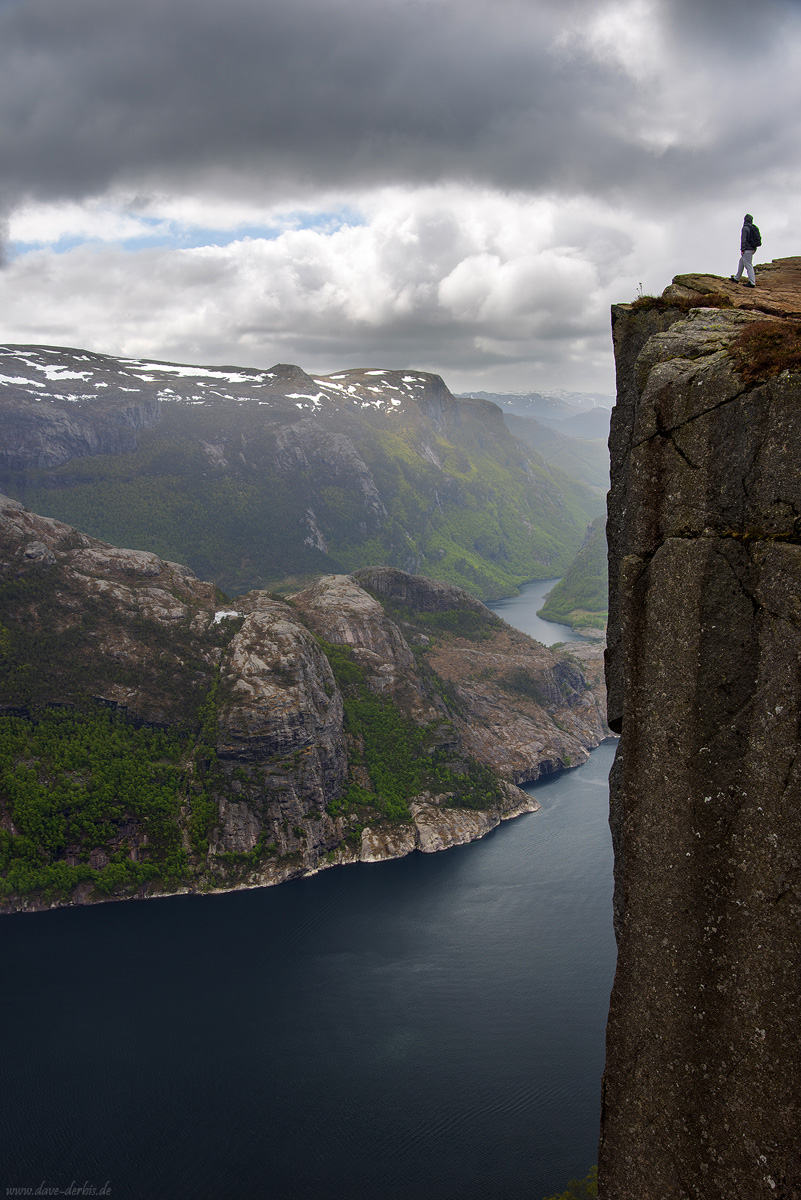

{"left": 600, "top": 258, "right": 801, "bottom": 1200}
{"left": 290, "top": 572, "right": 429, "bottom": 714}
{"left": 666, "top": 255, "right": 801, "bottom": 319}
{"left": 425, "top": 626, "right": 607, "bottom": 782}
{"left": 0, "top": 492, "right": 220, "bottom": 725}
{"left": 355, "top": 564, "right": 609, "bottom": 781}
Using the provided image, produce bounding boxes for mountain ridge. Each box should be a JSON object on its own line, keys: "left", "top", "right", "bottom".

{"left": 457, "top": 387, "right": 614, "bottom": 421}
{"left": 0, "top": 343, "right": 603, "bottom": 601}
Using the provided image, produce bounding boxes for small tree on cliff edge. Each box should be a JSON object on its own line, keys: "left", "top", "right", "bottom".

{"left": 543, "top": 1165, "right": 598, "bottom": 1200}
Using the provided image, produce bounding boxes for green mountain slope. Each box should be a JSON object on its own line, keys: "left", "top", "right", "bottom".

{"left": 0, "top": 347, "right": 603, "bottom": 600}
{"left": 537, "top": 515, "right": 608, "bottom": 632}
{"left": 503, "top": 412, "right": 609, "bottom": 491}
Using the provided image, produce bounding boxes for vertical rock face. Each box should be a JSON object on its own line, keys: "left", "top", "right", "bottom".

{"left": 601, "top": 263, "right": 801, "bottom": 1199}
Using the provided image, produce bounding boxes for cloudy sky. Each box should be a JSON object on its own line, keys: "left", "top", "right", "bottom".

{"left": 1, "top": 0, "right": 799, "bottom": 393}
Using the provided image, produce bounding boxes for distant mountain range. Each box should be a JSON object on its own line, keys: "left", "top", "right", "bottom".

{"left": 457, "top": 388, "right": 614, "bottom": 429}
{"left": 0, "top": 345, "right": 604, "bottom": 601}
{"left": 503, "top": 413, "right": 609, "bottom": 491}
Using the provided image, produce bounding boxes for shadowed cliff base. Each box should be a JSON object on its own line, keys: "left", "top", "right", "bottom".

{"left": 600, "top": 259, "right": 801, "bottom": 1199}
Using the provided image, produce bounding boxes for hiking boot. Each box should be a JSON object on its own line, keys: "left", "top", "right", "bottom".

{"left": 744, "top": 281, "right": 756, "bottom": 288}
{"left": 730, "top": 276, "right": 740, "bottom": 282}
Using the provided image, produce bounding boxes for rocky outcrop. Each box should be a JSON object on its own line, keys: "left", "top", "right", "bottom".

{"left": 218, "top": 597, "right": 344, "bottom": 763}
{"left": 340, "top": 566, "right": 608, "bottom": 782}
{"left": 360, "top": 782, "right": 538, "bottom": 861}
{"left": 0, "top": 500, "right": 607, "bottom": 915}
{"left": 354, "top": 564, "right": 490, "bottom": 614}
{"left": 290, "top": 572, "right": 427, "bottom": 712}
{"left": 0, "top": 492, "right": 219, "bottom": 725}
{"left": 215, "top": 597, "right": 348, "bottom": 843}
{"left": 600, "top": 261, "right": 801, "bottom": 1200}
{"left": 425, "top": 626, "right": 607, "bottom": 783}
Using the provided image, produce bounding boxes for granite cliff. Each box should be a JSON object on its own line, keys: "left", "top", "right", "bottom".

{"left": 0, "top": 496, "right": 608, "bottom": 915}
{"left": 600, "top": 258, "right": 801, "bottom": 1199}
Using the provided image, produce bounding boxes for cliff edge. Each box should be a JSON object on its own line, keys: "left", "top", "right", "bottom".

{"left": 600, "top": 259, "right": 801, "bottom": 1197}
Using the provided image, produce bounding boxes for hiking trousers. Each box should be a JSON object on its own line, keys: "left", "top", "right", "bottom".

{"left": 734, "top": 248, "right": 755, "bottom": 285}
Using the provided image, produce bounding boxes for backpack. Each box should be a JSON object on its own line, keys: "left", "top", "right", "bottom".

{"left": 750, "top": 224, "right": 762, "bottom": 249}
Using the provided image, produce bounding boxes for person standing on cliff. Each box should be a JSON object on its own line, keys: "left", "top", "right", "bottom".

{"left": 730, "top": 213, "right": 761, "bottom": 287}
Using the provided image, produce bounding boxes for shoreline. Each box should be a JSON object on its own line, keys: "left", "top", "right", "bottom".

{"left": 1, "top": 744, "right": 624, "bottom": 917}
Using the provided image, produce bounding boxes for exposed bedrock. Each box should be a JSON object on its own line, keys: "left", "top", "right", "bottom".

{"left": 600, "top": 261, "right": 801, "bottom": 1200}
{"left": 0, "top": 397, "right": 161, "bottom": 471}
{"left": 353, "top": 564, "right": 490, "bottom": 614}
{"left": 216, "top": 597, "right": 348, "bottom": 825}
{"left": 291, "top": 572, "right": 427, "bottom": 711}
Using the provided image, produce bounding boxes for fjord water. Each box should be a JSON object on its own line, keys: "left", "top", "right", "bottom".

{"left": 488, "top": 577, "right": 591, "bottom": 644}
{"left": 1, "top": 594, "right": 616, "bottom": 1200}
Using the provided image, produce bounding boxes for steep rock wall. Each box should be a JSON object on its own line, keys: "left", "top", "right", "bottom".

{"left": 0, "top": 394, "right": 161, "bottom": 471}
{"left": 600, "top": 261, "right": 801, "bottom": 1200}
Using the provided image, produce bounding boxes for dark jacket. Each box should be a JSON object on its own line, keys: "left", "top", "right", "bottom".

{"left": 741, "top": 218, "right": 762, "bottom": 252}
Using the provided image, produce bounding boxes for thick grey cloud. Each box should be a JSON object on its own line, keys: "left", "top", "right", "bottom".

{"left": 0, "top": 187, "right": 633, "bottom": 391}
{"left": 0, "top": 0, "right": 796, "bottom": 213}
{"left": 1, "top": 0, "right": 799, "bottom": 392}
{"left": 0, "top": 0, "right": 587, "bottom": 200}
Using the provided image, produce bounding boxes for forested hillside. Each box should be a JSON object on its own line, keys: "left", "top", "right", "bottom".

{"left": 537, "top": 516, "right": 607, "bottom": 633}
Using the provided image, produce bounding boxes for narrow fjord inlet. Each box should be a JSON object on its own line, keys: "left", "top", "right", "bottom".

{"left": 1, "top": 589, "right": 616, "bottom": 1200}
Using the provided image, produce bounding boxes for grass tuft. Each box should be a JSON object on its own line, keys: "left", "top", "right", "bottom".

{"left": 729, "top": 320, "right": 801, "bottom": 384}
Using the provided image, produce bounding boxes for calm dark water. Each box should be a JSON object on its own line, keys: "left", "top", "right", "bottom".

{"left": 488, "top": 578, "right": 591, "bottom": 646}
{"left": 1, "top": 602, "right": 616, "bottom": 1200}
